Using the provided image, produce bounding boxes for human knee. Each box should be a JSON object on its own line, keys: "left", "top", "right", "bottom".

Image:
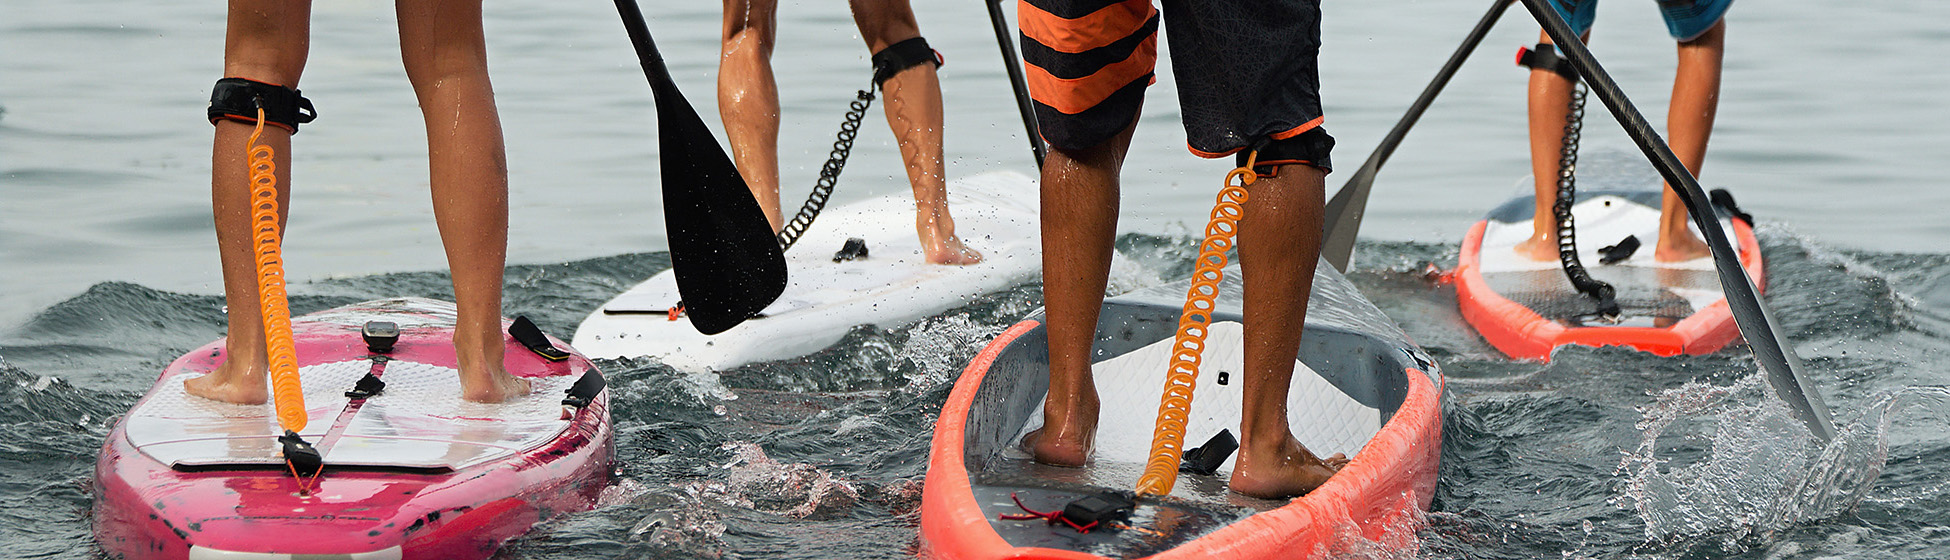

{"left": 721, "top": 0, "right": 779, "bottom": 44}
{"left": 1678, "top": 20, "right": 1725, "bottom": 49}
{"left": 849, "top": 0, "right": 919, "bottom": 46}
{"left": 208, "top": 77, "right": 317, "bottom": 133}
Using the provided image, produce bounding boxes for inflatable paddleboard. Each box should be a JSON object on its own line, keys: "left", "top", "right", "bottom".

{"left": 93, "top": 298, "right": 611, "bottom": 560}
{"left": 920, "top": 262, "right": 1444, "bottom": 559}
{"left": 1454, "top": 156, "right": 1763, "bottom": 360}
{"left": 573, "top": 170, "right": 1041, "bottom": 371}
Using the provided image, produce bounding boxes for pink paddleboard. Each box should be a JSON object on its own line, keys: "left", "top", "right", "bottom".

{"left": 93, "top": 298, "right": 612, "bottom": 559}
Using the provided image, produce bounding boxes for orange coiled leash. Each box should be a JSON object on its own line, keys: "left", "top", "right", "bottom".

{"left": 1133, "top": 152, "right": 1258, "bottom": 497}
{"left": 246, "top": 105, "right": 307, "bottom": 432}
{"left": 245, "top": 104, "right": 323, "bottom": 485}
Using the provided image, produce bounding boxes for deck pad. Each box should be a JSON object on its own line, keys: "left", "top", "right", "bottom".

{"left": 1014, "top": 321, "right": 1379, "bottom": 477}
{"left": 574, "top": 171, "right": 1042, "bottom": 371}
{"left": 1475, "top": 191, "right": 1737, "bottom": 326}
{"left": 123, "top": 298, "right": 582, "bottom": 471}
{"left": 1455, "top": 153, "right": 1765, "bottom": 359}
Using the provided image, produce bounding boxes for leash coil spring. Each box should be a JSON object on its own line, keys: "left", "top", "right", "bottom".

{"left": 1134, "top": 156, "right": 1256, "bottom": 497}
{"left": 777, "top": 83, "right": 875, "bottom": 252}
{"left": 245, "top": 105, "right": 308, "bottom": 432}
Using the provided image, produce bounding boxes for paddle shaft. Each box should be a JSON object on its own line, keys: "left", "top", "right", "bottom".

{"left": 1518, "top": 0, "right": 1836, "bottom": 441}
{"left": 1322, "top": 0, "right": 1516, "bottom": 272}
{"left": 614, "top": 0, "right": 672, "bottom": 87}
{"left": 984, "top": 0, "right": 1046, "bottom": 168}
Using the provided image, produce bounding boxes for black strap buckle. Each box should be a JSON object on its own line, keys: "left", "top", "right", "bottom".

{"left": 344, "top": 372, "right": 386, "bottom": 399}
{"left": 509, "top": 316, "right": 571, "bottom": 361}
{"left": 832, "top": 237, "right": 869, "bottom": 262}
{"left": 1516, "top": 43, "right": 1580, "bottom": 82}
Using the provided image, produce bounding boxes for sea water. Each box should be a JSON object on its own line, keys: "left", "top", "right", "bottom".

{"left": 5, "top": 0, "right": 1950, "bottom": 558}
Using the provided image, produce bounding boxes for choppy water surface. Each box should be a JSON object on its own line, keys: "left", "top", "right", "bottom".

{"left": 6, "top": 0, "right": 1950, "bottom": 558}
{"left": 6, "top": 234, "right": 1950, "bottom": 559}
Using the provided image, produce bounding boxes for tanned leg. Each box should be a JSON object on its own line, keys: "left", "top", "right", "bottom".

{"left": 1023, "top": 122, "right": 1136, "bottom": 467}
{"left": 1656, "top": 20, "right": 1723, "bottom": 262}
{"left": 849, "top": 0, "right": 981, "bottom": 264}
{"left": 397, "top": 0, "right": 527, "bottom": 402}
{"left": 720, "top": 0, "right": 784, "bottom": 231}
{"left": 1226, "top": 164, "right": 1347, "bottom": 499}
{"left": 1515, "top": 31, "right": 1583, "bottom": 261}
{"left": 185, "top": 0, "right": 312, "bottom": 405}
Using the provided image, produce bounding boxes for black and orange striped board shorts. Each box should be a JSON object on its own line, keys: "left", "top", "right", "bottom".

{"left": 1020, "top": 0, "right": 1333, "bottom": 170}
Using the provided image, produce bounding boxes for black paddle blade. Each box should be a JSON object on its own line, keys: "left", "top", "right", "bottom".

{"left": 613, "top": 0, "right": 786, "bottom": 335}
{"left": 649, "top": 78, "right": 787, "bottom": 335}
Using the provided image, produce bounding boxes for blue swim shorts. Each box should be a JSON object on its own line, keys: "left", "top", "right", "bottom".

{"left": 1545, "top": 0, "right": 1733, "bottom": 42}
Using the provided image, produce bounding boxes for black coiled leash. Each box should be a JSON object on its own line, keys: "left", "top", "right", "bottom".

{"left": 775, "top": 37, "right": 942, "bottom": 253}
{"left": 777, "top": 82, "right": 872, "bottom": 252}
{"left": 1523, "top": 43, "right": 1620, "bottom": 321}
{"left": 1552, "top": 82, "right": 1621, "bottom": 321}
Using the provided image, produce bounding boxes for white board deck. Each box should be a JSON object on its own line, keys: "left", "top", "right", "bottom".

{"left": 1476, "top": 190, "right": 1743, "bottom": 316}
{"left": 571, "top": 170, "right": 1042, "bottom": 371}
{"left": 1015, "top": 321, "right": 1381, "bottom": 474}
{"left": 124, "top": 298, "right": 581, "bottom": 472}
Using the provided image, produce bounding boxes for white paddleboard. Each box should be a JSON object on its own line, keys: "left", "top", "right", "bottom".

{"left": 572, "top": 170, "right": 1041, "bottom": 371}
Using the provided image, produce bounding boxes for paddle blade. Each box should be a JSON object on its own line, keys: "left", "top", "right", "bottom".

{"left": 650, "top": 79, "right": 787, "bottom": 335}
{"left": 1321, "top": 165, "right": 1375, "bottom": 272}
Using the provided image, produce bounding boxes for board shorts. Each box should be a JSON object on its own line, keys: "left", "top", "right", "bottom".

{"left": 1546, "top": 0, "right": 1734, "bottom": 42}
{"left": 1019, "top": 0, "right": 1333, "bottom": 171}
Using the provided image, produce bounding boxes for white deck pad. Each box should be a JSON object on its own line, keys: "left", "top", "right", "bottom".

{"left": 127, "top": 362, "right": 577, "bottom": 471}
{"left": 125, "top": 367, "right": 359, "bottom": 468}
{"left": 1018, "top": 321, "right": 1380, "bottom": 473}
{"left": 1477, "top": 190, "right": 1744, "bottom": 320}
{"left": 573, "top": 170, "right": 1041, "bottom": 371}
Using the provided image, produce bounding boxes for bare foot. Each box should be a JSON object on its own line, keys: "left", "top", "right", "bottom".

{"left": 1654, "top": 230, "right": 1711, "bottom": 262}
{"left": 459, "top": 369, "right": 531, "bottom": 403}
{"left": 1229, "top": 434, "right": 1346, "bottom": 499}
{"left": 1513, "top": 233, "right": 1559, "bottom": 261}
{"left": 1022, "top": 425, "right": 1093, "bottom": 467}
{"left": 1024, "top": 389, "right": 1098, "bottom": 467}
{"left": 925, "top": 235, "right": 984, "bottom": 265}
{"left": 183, "top": 348, "right": 270, "bottom": 405}
{"left": 454, "top": 327, "right": 531, "bottom": 403}
{"left": 918, "top": 212, "right": 984, "bottom": 266}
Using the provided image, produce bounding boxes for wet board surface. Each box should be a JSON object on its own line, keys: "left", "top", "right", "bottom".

{"left": 1456, "top": 154, "right": 1764, "bottom": 359}
{"left": 124, "top": 297, "right": 584, "bottom": 471}
{"left": 1007, "top": 321, "right": 1380, "bottom": 485}
{"left": 573, "top": 170, "right": 1041, "bottom": 371}
{"left": 921, "top": 263, "right": 1446, "bottom": 560}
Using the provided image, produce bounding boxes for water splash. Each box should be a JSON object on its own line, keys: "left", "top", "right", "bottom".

{"left": 619, "top": 482, "right": 731, "bottom": 559}
{"left": 1619, "top": 374, "right": 1950, "bottom": 542}
{"left": 683, "top": 442, "right": 861, "bottom": 520}
{"left": 898, "top": 313, "right": 1008, "bottom": 394}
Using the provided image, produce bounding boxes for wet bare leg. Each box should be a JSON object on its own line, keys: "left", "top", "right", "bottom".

{"left": 850, "top": 0, "right": 981, "bottom": 265}
{"left": 398, "top": 0, "right": 526, "bottom": 402}
{"left": 1226, "top": 164, "right": 1346, "bottom": 499}
{"left": 1023, "top": 123, "right": 1135, "bottom": 467}
{"left": 720, "top": 0, "right": 784, "bottom": 232}
{"left": 186, "top": 0, "right": 311, "bottom": 405}
{"left": 1656, "top": 21, "right": 1724, "bottom": 262}
{"left": 1516, "top": 31, "right": 1585, "bottom": 261}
